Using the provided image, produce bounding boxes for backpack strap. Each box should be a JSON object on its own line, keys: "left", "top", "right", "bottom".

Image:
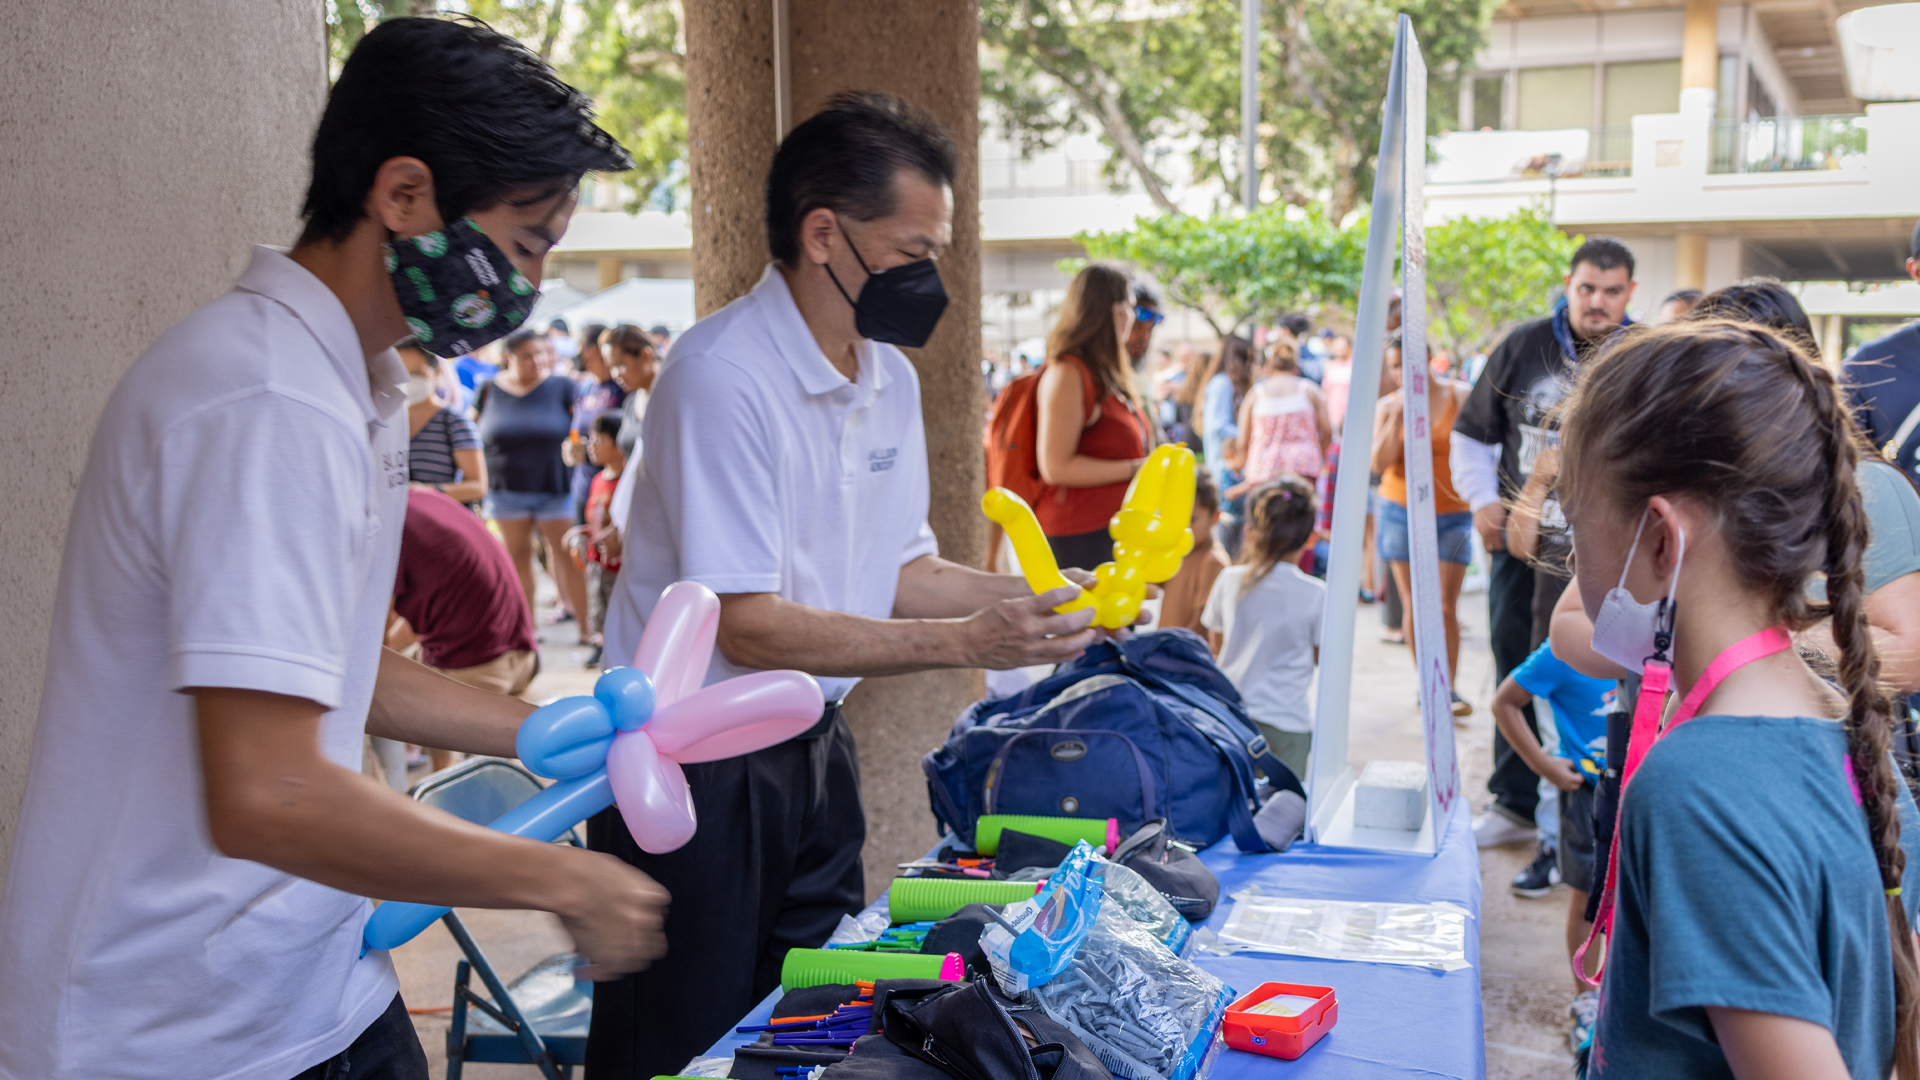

{"left": 1885, "top": 397, "right": 1920, "bottom": 469}
{"left": 1114, "top": 653, "right": 1304, "bottom": 853}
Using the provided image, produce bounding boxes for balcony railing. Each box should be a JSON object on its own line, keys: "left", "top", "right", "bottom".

{"left": 1710, "top": 114, "right": 1868, "bottom": 174}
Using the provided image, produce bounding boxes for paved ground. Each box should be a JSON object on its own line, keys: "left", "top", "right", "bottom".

{"left": 388, "top": 572, "right": 1579, "bottom": 1078}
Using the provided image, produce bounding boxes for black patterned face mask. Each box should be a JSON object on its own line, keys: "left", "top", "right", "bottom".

{"left": 383, "top": 218, "right": 537, "bottom": 357}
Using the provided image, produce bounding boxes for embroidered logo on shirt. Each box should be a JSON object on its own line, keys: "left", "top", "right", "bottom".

{"left": 868, "top": 448, "right": 897, "bottom": 473}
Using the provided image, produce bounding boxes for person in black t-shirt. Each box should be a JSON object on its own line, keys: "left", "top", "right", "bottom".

{"left": 1844, "top": 223, "right": 1920, "bottom": 488}
{"left": 1450, "top": 236, "right": 1636, "bottom": 860}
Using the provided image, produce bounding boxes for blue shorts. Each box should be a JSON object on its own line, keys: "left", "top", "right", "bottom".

{"left": 485, "top": 488, "right": 574, "bottom": 522}
{"left": 1377, "top": 499, "right": 1474, "bottom": 565}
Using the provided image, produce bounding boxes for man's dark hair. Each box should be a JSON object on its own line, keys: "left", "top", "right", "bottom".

{"left": 1193, "top": 467, "right": 1220, "bottom": 515}
{"left": 1569, "top": 235, "right": 1635, "bottom": 279}
{"left": 1133, "top": 280, "right": 1162, "bottom": 309}
{"left": 1662, "top": 288, "right": 1703, "bottom": 307}
{"left": 548, "top": 317, "right": 570, "bottom": 334}
{"left": 580, "top": 322, "right": 609, "bottom": 350}
{"left": 765, "top": 91, "right": 958, "bottom": 267}
{"left": 1686, "top": 277, "right": 1819, "bottom": 359}
{"left": 591, "top": 411, "right": 624, "bottom": 439}
{"left": 1280, "top": 313, "right": 1311, "bottom": 337}
{"left": 300, "top": 17, "right": 631, "bottom": 245}
{"left": 395, "top": 335, "right": 438, "bottom": 367}
{"left": 504, "top": 329, "right": 543, "bottom": 354}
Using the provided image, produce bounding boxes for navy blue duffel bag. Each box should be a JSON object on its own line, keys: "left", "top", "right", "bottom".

{"left": 923, "top": 629, "right": 1305, "bottom": 853}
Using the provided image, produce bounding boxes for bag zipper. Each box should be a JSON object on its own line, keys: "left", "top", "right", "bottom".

{"left": 984, "top": 989, "right": 1044, "bottom": 1080}
{"left": 981, "top": 727, "right": 1156, "bottom": 822}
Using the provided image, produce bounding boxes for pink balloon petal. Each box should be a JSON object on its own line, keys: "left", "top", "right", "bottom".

{"left": 646, "top": 671, "right": 825, "bottom": 763}
{"left": 606, "top": 731, "right": 698, "bottom": 854}
{"left": 634, "top": 581, "right": 719, "bottom": 706}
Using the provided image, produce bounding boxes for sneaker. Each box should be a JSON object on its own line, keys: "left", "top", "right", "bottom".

{"left": 1450, "top": 692, "right": 1472, "bottom": 718}
{"left": 1472, "top": 808, "right": 1536, "bottom": 848}
{"left": 1511, "top": 845, "right": 1561, "bottom": 898}
{"left": 582, "top": 643, "right": 604, "bottom": 670}
{"left": 1568, "top": 990, "right": 1599, "bottom": 1054}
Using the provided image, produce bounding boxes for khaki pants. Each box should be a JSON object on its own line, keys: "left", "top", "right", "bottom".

{"left": 376, "top": 645, "right": 541, "bottom": 779}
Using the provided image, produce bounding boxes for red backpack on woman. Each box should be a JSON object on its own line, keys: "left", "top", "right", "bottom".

{"left": 984, "top": 368, "right": 1049, "bottom": 505}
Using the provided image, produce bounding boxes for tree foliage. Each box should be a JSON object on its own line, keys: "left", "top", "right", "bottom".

{"left": 1077, "top": 207, "right": 1364, "bottom": 337}
{"left": 1425, "top": 205, "right": 1577, "bottom": 361}
{"left": 981, "top": 0, "right": 1496, "bottom": 221}
{"left": 324, "top": 0, "right": 687, "bottom": 213}
{"left": 1079, "top": 204, "right": 1573, "bottom": 356}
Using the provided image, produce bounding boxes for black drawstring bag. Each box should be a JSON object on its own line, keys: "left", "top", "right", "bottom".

{"left": 823, "top": 979, "right": 1107, "bottom": 1080}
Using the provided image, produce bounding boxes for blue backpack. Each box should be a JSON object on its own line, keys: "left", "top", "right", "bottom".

{"left": 923, "top": 629, "right": 1305, "bottom": 853}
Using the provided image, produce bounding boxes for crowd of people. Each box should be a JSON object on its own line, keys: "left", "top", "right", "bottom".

{"left": 988, "top": 226, "right": 1920, "bottom": 1069}
{"left": 12, "top": 12, "right": 1920, "bottom": 1080}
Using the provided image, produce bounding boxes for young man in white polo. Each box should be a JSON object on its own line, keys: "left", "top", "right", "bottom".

{"left": 592, "top": 91, "right": 1103, "bottom": 1077}
{"left": 0, "top": 20, "right": 668, "bottom": 1080}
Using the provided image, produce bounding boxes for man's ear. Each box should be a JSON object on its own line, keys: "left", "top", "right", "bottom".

{"left": 365, "top": 156, "right": 443, "bottom": 239}
{"left": 798, "top": 207, "right": 838, "bottom": 268}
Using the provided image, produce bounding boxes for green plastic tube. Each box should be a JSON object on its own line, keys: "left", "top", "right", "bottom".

{"left": 779, "top": 947, "right": 963, "bottom": 989}
{"left": 973, "top": 814, "right": 1115, "bottom": 856}
{"left": 886, "top": 876, "right": 1040, "bottom": 922}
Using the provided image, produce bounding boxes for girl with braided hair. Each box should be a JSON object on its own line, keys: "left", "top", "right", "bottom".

{"left": 1559, "top": 319, "right": 1920, "bottom": 1078}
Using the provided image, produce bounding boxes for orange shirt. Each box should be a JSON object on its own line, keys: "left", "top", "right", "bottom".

{"left": 1379, "top": 381, "right": 1469, "bottom": 514}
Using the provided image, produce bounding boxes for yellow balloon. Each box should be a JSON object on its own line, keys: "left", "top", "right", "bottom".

{"left": 981, "top": 488, "right": 1092, "bottom": 613}
{"left": 984, "top": 445, "right": 1199, "bottom": 626}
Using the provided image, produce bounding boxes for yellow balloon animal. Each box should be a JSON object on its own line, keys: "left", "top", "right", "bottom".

{"left": 982, "top": 444, "right": 1198, "bottom": 629}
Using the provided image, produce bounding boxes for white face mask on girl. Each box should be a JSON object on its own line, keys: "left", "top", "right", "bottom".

{"left": 1589, "top": 509, "right": 1686, "bottom": 672}
{"left": 404, "top": 374, "right": 434, "bottom": 407}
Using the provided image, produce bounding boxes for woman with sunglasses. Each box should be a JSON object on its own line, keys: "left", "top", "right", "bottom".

{"left": 1035, "top": 262, "right": 1154, "bottom": 571}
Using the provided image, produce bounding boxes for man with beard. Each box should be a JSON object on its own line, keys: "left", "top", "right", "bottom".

{"left": 1450, "top": 236, "right": 1636, "bottom": 885}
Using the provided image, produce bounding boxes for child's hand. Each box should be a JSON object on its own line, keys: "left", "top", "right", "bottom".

{"left": 1541, "top": 757, "right": 1585, "bottom": 792}
{"left": 596, "top": 530, "right": 623, "bottom": 562}
{"left": 1225, "top": 480, "right": 1254, "bottom": 499}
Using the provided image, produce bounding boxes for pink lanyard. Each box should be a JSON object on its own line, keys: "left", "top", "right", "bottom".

{"left": 1572, "top": 625, "right": 1793, "bottom": 988}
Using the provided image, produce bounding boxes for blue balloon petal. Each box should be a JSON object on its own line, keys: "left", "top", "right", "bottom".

{"left": 515, "top": 695, "right": 615, "bottom": 779}
{"left": 595, "top": 667, "right": 657, "bottom": 732}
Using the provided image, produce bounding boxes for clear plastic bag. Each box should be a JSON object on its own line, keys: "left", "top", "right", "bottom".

{"left": 1027, "top": 897, "right": 1232, "bottom": 1080}
{"left": 982, "top": 842, "right": 1105, "bottom": 994}
{"left": 1097, "top": 858, "right": 1191, "bottom": 955}
{"left": 1197, "top": 890, "right": 1472, "bottom": 972}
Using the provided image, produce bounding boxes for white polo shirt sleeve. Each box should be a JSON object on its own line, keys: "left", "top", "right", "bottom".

{"left": 902, "top": 518, "right": 938, "bottom": 566}
{"left": 155, "top": 390, "right": 373, "bottom": 710}
{"left": 646, "top": 357, "right": 787, "bottom": 595}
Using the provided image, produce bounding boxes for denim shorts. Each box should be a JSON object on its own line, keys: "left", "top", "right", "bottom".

{"left": 485, "top": 488, "right": 574, "bottom": 522}
{"left": 1377, "top": 498, "right": 1474, "bottom": 565}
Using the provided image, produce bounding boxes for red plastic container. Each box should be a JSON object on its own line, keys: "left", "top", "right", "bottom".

{"left": 1222, "top": 981, "right": 1338, "bottom": 1060}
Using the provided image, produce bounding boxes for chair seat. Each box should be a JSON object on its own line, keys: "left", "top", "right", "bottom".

{"left": 466, "top": 953, "right": 593, "bottom": 1040}
{"left": 459, "top": 1033, "right": 587, "bottom": 1066}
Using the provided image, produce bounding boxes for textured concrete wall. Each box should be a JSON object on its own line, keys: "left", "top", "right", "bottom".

{"left": 0, "top": 1, "right": 325, "bottom": 889}
{"left": 686, "top": 0, "right": 986, "bottom": 902}
{"left": 789, "top": 0, "right": 986, "bottom": 902}
{"left": 683, "top": 0, "right": 780, "bottom": 318}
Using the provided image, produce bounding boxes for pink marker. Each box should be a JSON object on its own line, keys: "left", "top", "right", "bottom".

{"left": 938, "top": 953, "right": 966, "bottom": 980}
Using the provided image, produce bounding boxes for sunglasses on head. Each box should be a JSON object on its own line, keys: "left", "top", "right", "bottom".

{"left": 1134, "top": 305, "right": 1165, "bottom": 327}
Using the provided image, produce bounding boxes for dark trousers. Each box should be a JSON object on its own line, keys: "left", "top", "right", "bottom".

{"left": 1047, "top": 527, "right": 1114, "bottom": 573}
{"left": 584, "top": 713, "right": 868, "bottom": 1078}
{"left": 1487, "top": 549, "right": 1542, "bottom": 823}
{"left": 290, "top": 995, "right": 428, "bottom": 1080}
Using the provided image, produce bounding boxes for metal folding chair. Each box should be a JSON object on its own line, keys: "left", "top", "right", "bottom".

{"left": 409, "top": 757, "right": 591, "bottom": 1080}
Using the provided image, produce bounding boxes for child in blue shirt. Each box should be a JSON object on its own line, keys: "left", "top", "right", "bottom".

{"left": 1492, "top": 639, "right": 1613, "bottom": 1047}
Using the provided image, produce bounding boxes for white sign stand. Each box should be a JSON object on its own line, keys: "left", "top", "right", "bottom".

{"left": 1306, "top": 16, "right": 1461, "bottom": 856}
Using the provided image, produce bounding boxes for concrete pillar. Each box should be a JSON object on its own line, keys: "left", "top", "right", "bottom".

{"left": 682, "top": 0, "right": 780, "bottom": 318}
{"left": 684, "top": 0, "right": 985, "bottom": 901}
{"left": 0, "top": 0, "right": 325, "bottom": 890}
{"left": 1679, "top": 0, "right": 1718, "bottom": 122}
{"left": 1675, "top": 233, "right": 1708, "bottom": 291}
{"left": 597, "top": 256, "right": 624, "bottom": 291}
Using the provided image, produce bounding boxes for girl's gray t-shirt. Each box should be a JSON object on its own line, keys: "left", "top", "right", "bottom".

{"left": 1591, "top": 714, "right": 1920, "bottom": 1080}
{"left": 1200, "top": 562, "right": 1325, "bottom": 734}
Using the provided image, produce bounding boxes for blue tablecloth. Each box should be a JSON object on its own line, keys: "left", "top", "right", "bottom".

{"left": 705, "top": 805, "right": 1482, "bottom": 1079}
